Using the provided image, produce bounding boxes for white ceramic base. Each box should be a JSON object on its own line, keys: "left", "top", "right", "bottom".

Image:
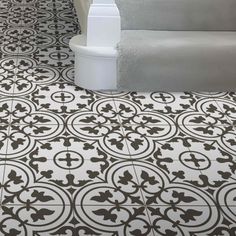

{"left": 70, "top": 0, "right": 120, "bottom": 90}
{"left": 69, "top": 35, "right": 117, "bottom": 90}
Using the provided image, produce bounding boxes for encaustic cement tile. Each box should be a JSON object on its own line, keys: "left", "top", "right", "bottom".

{"left": 0, "top": 0, "right": 236, "bottom": 235}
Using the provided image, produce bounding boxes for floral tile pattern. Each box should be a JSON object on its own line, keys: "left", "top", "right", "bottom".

{"left": 0, "top": 0, "right": 236, "bottom": 235}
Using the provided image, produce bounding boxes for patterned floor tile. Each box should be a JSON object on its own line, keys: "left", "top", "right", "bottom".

{"left": 1, "top": 161, "right": 71, "bottom": 205}
{"left": 181, "top": 136, "right": 236, "bottom": 160}
{"left": 21, "top": 84, "right": 68, "bottom": 118}
{"left": 60, "top": 83, "right": 117, "bottom": 117}
{"left": 73, "top": 162, "right": 144, "bottom": 205}
{"left": 179, "top": 125, "right": 236, "bottom": 156}
{"left": 0, "top": 97, "right": 14, "bottom": 124}
{"left": 113, "top": 94, "right": 171, "bottom": 122}
{"left": 69, "top": 161, "right": 155, "bottom": 234}
{"left": 0, "top": 57, "right": 18, "bottom": 97}
{"left": 137, "top": 159, "right": 203, "bottom": 183}
{"left": 113, "top": 97, "right": 176, "bottom": 126}
{"left": 10, "top": 97, "right": 65, "bottom": 125}
{"left": 119, "top": 124, "right": 200, "bottom": 160}
{"left": 113, "top": 92, "right": 219, "bottom": 124}
{"left": 0, "top": 205, "right": 72, "bottom": 235}
{"left": 75, "top": 205, "right": 154, "bottom": 236}
{"left": 0, "top": 0, "right": 236, "bottom": 234}
{"left": 18, "top": 28, "right": 37, "bottom": 55}
{"left": 0, "top": 57, "right": 18, "bottom": 74}
{"left": 132, "top": 161, "right": 215, "bottom": 206}
{"left": 66, "top": 99, "right": 120, "bottom": 126}
{"left": 0, "top": 160, "right": 6, "bottom": 185}
{"left": 69, "top": 157, "right": 136, "bottom": 197}
{"left": 11, "top": 0, "right": 38, "bottom": 4}
{"left": 4, "top": 124, "right": 65, "bottom": 160}
{"left": 149, "top": 206, "right": 221, "bottom": 236}
{"left": 65, "top": 132, "right": 131, "bottom": 160}
{"left": 34, "top": 47, "right": 63, "bottom": 68}
{"left": 0, "top": 125, "right": 10, "bottom": 159}
{"left": 176, "top": 98, "right": 232, "bottom": 126}
{"left": 214, "top": 97, "right": 236, "bottom": 126}
{"left": 199, "top": 158, "right": 236, "bottom": 204}
{"left": 218, "top": 92, "right": 236, "bottom": 104}
{"left": 7, "top": 5, "right": 24, "bottom": 27}
{"left": 60, "top": 64, "right": 75, "bottom": 83}
{"left": 219, "top": 206, "right": 236, "bottom": 232}
{"left": 0, "top": 77, "right": 15, "bottom": 96}
{"left": 0, "top": 28, "right": 20, "bottom": 55}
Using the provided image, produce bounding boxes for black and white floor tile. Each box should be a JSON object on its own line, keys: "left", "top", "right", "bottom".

{"left": 0, "top": 0, "right": 236, "bottom": 235}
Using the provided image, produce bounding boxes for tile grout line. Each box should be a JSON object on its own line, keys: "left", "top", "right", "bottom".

{"left": 208, "top": 93, "right": 235, "bottom": 127}
{"left": 112, "top": 96, "right": 156, "bottom": 236}
{"left": 1, "top": 0, "right": 22, "bottom": 205}
{"left": 58, "top": 0, "right": 78, "bottom": 230}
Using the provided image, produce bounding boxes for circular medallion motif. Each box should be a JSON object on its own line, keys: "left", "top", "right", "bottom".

{"left": 180, "top": 151, "right": 210, "bottom": 170}
{"left": 151, "top": 92, "right": 174, "bottom": 104}
{"left": 51, "top": 91, "right": 75, "bottom": 103}
{"left": 54, "top": 151, "right": 83, "bottom": 169}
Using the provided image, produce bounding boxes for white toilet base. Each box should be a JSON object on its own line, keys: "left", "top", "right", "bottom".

{"left": 69, "top": 0, "right": 120, "bottom": 90}
{"left": 69, "top": 35, "right": 117, "bottom": 90}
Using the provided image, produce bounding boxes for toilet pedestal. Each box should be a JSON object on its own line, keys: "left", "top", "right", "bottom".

{"left": 69, "top": 0, "right": 120, "bottom": 90}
